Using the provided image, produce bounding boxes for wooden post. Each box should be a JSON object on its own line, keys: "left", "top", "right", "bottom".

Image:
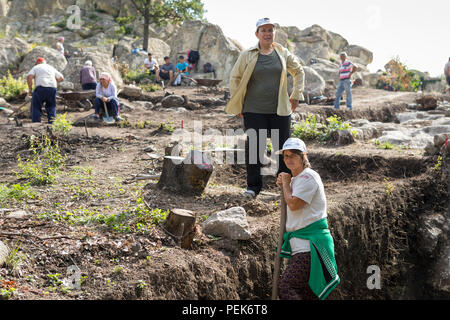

{"left": 272, "top": 192, "right": 287, "bottom": 300}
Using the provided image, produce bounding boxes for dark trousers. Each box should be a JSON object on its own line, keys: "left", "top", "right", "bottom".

{"left": 31, "top": 86, "right": 57, "bottom": 123}
{"left": 82, "top": 83, "right": 97, "bottom": 90}
{"left": 243, "top": 112, "right": 291, "bottom": 195}
{"left": 94, "top": 98, "right": 119, "bottom": 117}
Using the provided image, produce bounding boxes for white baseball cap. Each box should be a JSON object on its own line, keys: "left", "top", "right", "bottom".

{"left": 256, "top": 17, "right": 275, "bottom": 30}
{"left": 276, "top": 138, "right": 307, "bottom": 154}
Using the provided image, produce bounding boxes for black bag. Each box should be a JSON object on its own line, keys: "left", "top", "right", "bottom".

{"left": 203, "top": 62, "right": 215, "bottom": 73}
{"left": 188, "top": 50, "right": 200, "bottom": 64}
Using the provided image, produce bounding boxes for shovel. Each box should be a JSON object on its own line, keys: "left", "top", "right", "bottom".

{"left": 272, "top": 189, "right": 287, "bottom": 300}
{"left": 102, "top": 99, "right": 115, "bottom": 124}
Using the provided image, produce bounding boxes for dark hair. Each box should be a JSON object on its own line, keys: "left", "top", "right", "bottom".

{"left": 283, "top": 149, "right": 311, "bottom": 169}
{"left": 164, "top": 56, "right": 170, "bottom": 60}
{"left": 179, "top": 55, "right": 184, "bottom": 59}
{"left": 148, "top": 53, "right": 152, "bottom": 56}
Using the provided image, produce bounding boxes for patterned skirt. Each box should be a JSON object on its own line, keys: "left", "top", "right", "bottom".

{"left": 278, "top": 251, "right": 318, "bottom": 300}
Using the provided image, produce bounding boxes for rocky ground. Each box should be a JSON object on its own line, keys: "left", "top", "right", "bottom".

{"left": 0, "top": 86, "right": 449, "bottom": 300}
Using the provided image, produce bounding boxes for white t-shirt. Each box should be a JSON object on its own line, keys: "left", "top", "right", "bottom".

{"left": 56, "top": 42, "right": 64, "bottom": 55}
{"left": 144, "top": 58, "right": 158, "bottom": 70}
{"left": 27, "top": 63, "right": 64, "bottom": 88}
{"left": 286, "top": 167, "right": 327, "bottom": 254}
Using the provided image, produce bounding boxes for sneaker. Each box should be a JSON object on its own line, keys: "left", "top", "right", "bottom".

{"left": 114, "top": 115, "right": 124, "bottom": 122}
{"left": 243, "top": 190, "right": 256, "bottom": 199}
{"left": 91, "top": 114, "right": 100, "bottom": 120}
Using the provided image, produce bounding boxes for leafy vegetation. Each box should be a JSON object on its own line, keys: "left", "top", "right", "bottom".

{"left": 15, "top": 135, "right": 67, "bottom": 185}
{"left": 130, "top": 0, "right": 205, "bottom": 51}
{"left": 52, "top": 113, "right": 73, "bottom": 137}
{"left": 292, "top": 115, "right": 356, "bottom": 142}
{"left": 375, "top": 140, "right": 394, "bottom": 150}
{"left": 0, "top": 183, "right": 36, "bottom": 206}
{"left": 0, "top": 71, "right": 27, "bottom": 101}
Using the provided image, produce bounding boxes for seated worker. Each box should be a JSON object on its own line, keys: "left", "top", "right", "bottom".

{"left": 144, "top": 53, "right": 159, "bottom": 75}
{"left": 156, "top": 56, "right": 176, "bottom": 84}
{"left": 80, "top": 60, "right": 97, "bottom": 90}
{"left": 173, "top": 55, "right": 189, "bottom": 86}
{"left": 93, "top": 72, "right": 123, "bottom": 122}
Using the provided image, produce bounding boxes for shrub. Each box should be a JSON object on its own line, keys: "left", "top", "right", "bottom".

{"left": 322, "top": 115, "right": 357, "bottom": 140}
{"left": 15, "top": 135, "right": 67, "bottom": 185}
{"left": 291, "top": 115, "right": 323, "bottom": 141}
{"left": 124, "top": 67, "right": 155, "bottom": 84}
{"left": 52, "top": 113, "right": 73, "bottom": 136}
{"left": 292, "top": 114, "right": 356, "bottom": 142}
{"left": 0, "top": 71, "right": 27, "bottom": 101}
{"left": 139, "top": 83, "right": 160, "bottom": 92}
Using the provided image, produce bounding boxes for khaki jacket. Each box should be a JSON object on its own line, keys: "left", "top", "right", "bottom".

{"left": 225, "top": 42, "right": 305, "bottom": 116}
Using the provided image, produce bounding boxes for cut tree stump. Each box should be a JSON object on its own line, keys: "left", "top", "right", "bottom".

{"left": 164, "top": 209, "right": 196, "bottom": 249}
{"left": 158, "top": 149, "right": 214, "bottom": 196}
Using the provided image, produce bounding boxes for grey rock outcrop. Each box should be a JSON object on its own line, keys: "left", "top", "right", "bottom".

{"left": 275, "top": 24, "right": 373, "bottom": 85}
{"left": 62, "top": 51, "right": 123, "bottom": 90}
{"left": 167, "top": 20, "right": 242, "bottom": 86}
{"left": 0, "top": 37, "right": 31, "bottom": 76}
{"left": 19, "top": 46, "right": 67, "bottom": 75}
{"left": 202, "top": 207, "right": 251, "bottom": 240}
{"left": 303, "top": 66, "right": 326, "bottom": 97}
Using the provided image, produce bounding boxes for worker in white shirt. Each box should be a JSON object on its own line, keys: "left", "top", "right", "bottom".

{"left": 26, "top": 57, "right": 64, "bottom": 123}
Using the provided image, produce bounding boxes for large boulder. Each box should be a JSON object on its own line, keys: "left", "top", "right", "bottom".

{"left": 132, "top": 38, "right": 171, "bottom": 65}
{"left": 309, "top": 58, "right": 340, "bottom": 85}
{"left": 118, "top": 37, "right": 171, "bottom": 68}
{"left": 19, "top": 46, "right": 67, "bottom": 75}
{"left": 0, "top": 0, "right": 9, "bottom": 17}
{"left": 202, "top": 207, "right": 251, "bottom": 240}
{"left": 343, "top": 44, "right": 373, "bottom": 66}
{"left": 62, "top": 51, "right": 123, "bottom": 91}
{"left": 0, "top": 37, "right": 31, "bottom": 76}
{"left": 303, "top": 66, "right": 326, "bottom": 97}
{"left": 328, "top": 31, "right": 349, "bottom": 54}
{"left": 167, "top": 20, "right": 242, "bottom": 86}
{"left": 276, "top": 24, "right": 373, "bottom": 69}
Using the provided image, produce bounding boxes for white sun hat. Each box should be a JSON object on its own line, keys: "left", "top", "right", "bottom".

{"left": 256, "top": 17, "right": 275, "bottom": 30}
{"left": 276, "top": 138, "right": 307, "bottom": 154}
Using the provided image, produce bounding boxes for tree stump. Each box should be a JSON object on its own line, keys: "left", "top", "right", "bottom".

{"left": 158, "top": 149, "right": 214, "bottom": 196}
{"left": 164, "top": 209, "right": 196, "bottom": 249}
{"left": 331, "top": 129, "right": 355, "bottom": 146}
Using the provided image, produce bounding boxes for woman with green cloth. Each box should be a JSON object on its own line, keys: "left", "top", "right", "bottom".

{"left": 276, "top": 138, "right": 340, "bottom": 300}
{"left": 225, "top": 17, "right": 305, "bottom": 199}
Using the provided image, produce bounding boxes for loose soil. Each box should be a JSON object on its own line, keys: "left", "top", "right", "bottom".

{"left": 0, "top": 87, "right": 448, "bottom": 300}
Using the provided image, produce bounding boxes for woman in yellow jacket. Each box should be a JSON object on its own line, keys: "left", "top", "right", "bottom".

{"left": 225, "top": 18, "right": 305, "bottom": 198}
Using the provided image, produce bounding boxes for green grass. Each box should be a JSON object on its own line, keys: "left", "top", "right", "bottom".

{"left": 0, "top": 183, "right": 36, "bottom": 206}
{"left": 375, "top": 140, "right": 394, "bottom": 150}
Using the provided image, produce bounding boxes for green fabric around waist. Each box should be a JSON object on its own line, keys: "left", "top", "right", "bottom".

{"left": 280, "top": 218, "right": 340, "bottom": 300}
